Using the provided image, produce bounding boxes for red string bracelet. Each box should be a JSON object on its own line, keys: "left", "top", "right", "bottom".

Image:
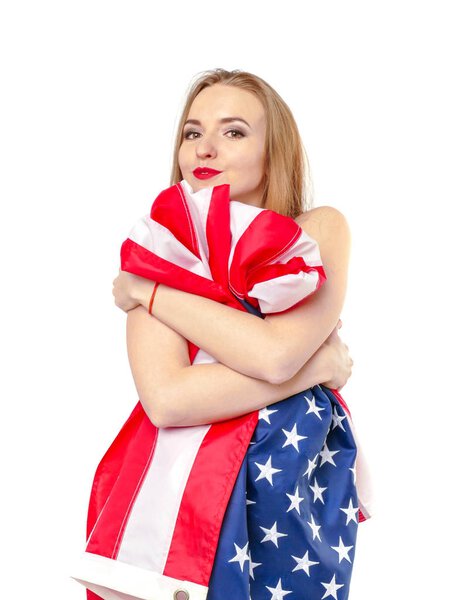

{"left": 148, "top": 282, "right": 160, "bottom": 315}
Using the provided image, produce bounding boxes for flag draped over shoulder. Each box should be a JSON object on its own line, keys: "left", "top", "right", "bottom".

{"left": 70, "top": 180, "right": 371, "bottom": 600}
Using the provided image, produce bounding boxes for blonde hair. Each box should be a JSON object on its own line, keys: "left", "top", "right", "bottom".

{"left": 170, "top": 68, "right": 313, "bottom": 217}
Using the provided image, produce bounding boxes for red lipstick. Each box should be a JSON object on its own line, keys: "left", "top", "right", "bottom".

{"left": 193, "top": 167, "right": 223, "bottom": 180}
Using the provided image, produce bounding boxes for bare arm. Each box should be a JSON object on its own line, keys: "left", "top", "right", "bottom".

{"left": 126, "top": 305, "right": 335, "bottom": 428}
{"left": 131, "top": 206, "right": 351, "bottom": 384}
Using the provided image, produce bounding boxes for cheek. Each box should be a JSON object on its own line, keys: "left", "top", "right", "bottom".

{"left": 239, "top": 145, "right": 266, "bottom": 178}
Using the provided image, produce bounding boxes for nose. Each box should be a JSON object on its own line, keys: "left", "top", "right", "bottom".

{"left": 195, "top": 133, "right": 217, "bottom": 160}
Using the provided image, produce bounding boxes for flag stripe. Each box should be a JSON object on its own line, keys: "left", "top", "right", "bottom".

{"left": 248, "top": 270, "right": 324, "bottom": 313}
{"left": 205, "top": 183, "right": 231, "bottom": 290}
{"left": 117, "top": 425, "right": 211, "bottom": 571}
{"left": 121, "top": 238, "right": 231, "bottom": 304}
{"left": 151, "top": 183, "right": 201, "bottom": 260}
{"left": 164, "top": 411, "right": 259, "bottom": 585}
{"left": 86, "top": 401, "right": 144, "bottom": 540}
{"left": 86, "top": 418, "right": 159, "bottom": 558}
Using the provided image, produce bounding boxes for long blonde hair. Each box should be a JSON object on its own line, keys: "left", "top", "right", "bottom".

{"left": 170, "top": 68, "right": 313, "bottom": 217}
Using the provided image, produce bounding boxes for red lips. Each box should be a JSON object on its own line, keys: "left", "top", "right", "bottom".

{"left": 193, "top": 167, "right": 223, "bottom": 180}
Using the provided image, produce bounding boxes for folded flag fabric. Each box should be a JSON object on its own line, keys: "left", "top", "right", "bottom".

{"left": 71, "top": 180, "right": 372, "bottom": 600}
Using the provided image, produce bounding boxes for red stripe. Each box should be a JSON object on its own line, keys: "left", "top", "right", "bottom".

{"left": 247, "top": 256, "right": 311, "bottom": 283}
{"left": 150, "top": 183, "right": 201, "bottom": 259}
{"left": 206, "top": 184, "right": 232, "bottom": 290}
{"left": 121, "top": 238, "right": 231, "bottom": 304}
{"left": 229, "top": 210, "right": 302, "bottom": 299}
{"left": 86, "top": 412, "right": 159, "bottom": 558}
{"left": 163, "top": 411, "right": 258, "bottom": 586}
{"left": 245, "top": 258, "right": 327, "bottom": 306}
{"left": 86, "top": 401, "right": 144, "bottom": 539}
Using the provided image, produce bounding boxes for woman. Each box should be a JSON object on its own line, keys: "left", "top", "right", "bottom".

{"left": 115, "top": 70, "right": 352, "bottom": 426}
{"left": 92, "top": 69, "right": 366, "bottom": 599}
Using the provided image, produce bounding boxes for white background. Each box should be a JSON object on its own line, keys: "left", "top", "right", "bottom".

{"left": 1, "top": 1, "right": 452, "bottom": 598}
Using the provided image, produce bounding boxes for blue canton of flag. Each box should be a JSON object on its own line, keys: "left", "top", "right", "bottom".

{"left": 207, "top": 384, "right": 359, "bottom": 600}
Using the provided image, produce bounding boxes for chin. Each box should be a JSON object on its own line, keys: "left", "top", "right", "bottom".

{"left": 188, "top": 177, "right": 223, "bottom": 191}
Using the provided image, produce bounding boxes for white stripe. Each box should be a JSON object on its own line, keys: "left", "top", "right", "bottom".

{"left": 192, "top": 347, "right": 217, "bottom": 365}
{"left": 117, "top": 425, "right": 211, "bottom": 572}
{"left": 179, "top": 179, "right": 213, "bottom": 262}
{"left": 71, "top": 552, "right": 208, "bottom": 600}
{"left": 228, "top": 201, "right": 265, "bottom": 269}
{"left": 270, "top": 229, "right": 324, "bottom": 268}
{"left": 128, "top": 215, "right": 211, "bottom": 279}
{"left": 344, "top": 411, "right": 374, "bottom": 520}
{"left": 249, "top": 271, "right": 321, "bottom": 313}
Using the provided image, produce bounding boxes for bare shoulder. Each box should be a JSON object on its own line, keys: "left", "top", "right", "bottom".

{"left": 295, "top": 205, "right": 351, "bottom": 244}
{"left": 295, "top": 205, "right": 349, "bottom": 227}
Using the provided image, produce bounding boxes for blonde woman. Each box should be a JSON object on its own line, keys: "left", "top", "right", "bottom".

{"left": 84, "top": 69, "right": 367, "bottom": 600}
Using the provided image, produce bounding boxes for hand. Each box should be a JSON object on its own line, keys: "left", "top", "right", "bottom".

{"left": 319, "top": 319, "right": 354, "bottom": 391}
{"left": 112, "top": 269, "right": 155, "bottom": 313}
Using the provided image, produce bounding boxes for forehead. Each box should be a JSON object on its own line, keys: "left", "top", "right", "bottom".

{"left": 188, "top": 84, "right": 265, "bottom": 125}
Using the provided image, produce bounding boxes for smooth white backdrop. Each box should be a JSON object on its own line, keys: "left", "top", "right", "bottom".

{"left": 1, "top": 1, "right": 452, "bottom": 598}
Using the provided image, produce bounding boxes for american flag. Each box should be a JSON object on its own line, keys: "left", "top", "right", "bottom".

{"left": 71, "top": 180, "right": 371, "bottom": 600}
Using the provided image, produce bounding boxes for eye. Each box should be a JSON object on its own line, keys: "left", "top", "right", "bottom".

{"left": 183, "top": 129, "right": 201, "bottom": 140}
{"left": 226, "top": 129, "right": 245, "bottom": 139}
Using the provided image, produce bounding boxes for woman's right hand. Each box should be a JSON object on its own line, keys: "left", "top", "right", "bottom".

{"left": 319, "top": 319, "right": 354, "bottom": 390}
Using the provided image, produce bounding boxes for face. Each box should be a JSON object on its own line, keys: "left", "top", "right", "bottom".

{"left": 178, "top": 84, "right": 267, "bottom": 208}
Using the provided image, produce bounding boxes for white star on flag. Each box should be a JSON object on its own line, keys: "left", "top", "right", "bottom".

{"left": 331, "top": 405, "right": 347, "bottom": 431}
{"left": 286, "top": 484, "right": 304, "bottom": 514}
{"left": 258, "top": 406, "right": 278, "bottom": 424}
{"left": 331, "top": 536, "right": 354, "bottom": 563}
{"left": 307, "top": 513, "right": 322, "bottom": 541}
{"left": 303, "top": 454, "right": 319, "bottom": 479}
{"left": 304, "top": 395, "right": 326, "bottom": 420}
{"left": 281, "top": 423, "right": 307, "bottom": 452}
{"left": 309, "top": 477, "right": 327, "bottom": 504}
{"left": 321, "top": 573, "right": 344, "bottom": 599}
{"left": 254, "top": 455, "right": 282, "bottom": 485}
{"left": 228, "top": 542, "right": 250, "bottom": 572}
{"left": 291, "top": 550, "right": 319, "bottom": 575}
{"left": 319, "top": 442, "right": 340, "bottom": 467}
{"left": 340, "top": 498, "right": 359, "bottom": 525}
{"left": 259, "top": 521, "right": 288, "bottom": 547}
{"left": 265, "top": 578, "right": 292, "bottom": 600}
{"left": 248, "top": 550, "right": 261, "bottom": 580}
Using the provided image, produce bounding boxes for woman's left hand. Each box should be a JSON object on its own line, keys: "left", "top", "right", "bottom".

{"left": 112, "top": 269, "right": 155, "bottom": 312}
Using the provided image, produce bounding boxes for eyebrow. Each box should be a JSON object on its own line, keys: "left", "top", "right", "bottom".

{"left": 183, "top": 117, "right": 251, "bottom": 129}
